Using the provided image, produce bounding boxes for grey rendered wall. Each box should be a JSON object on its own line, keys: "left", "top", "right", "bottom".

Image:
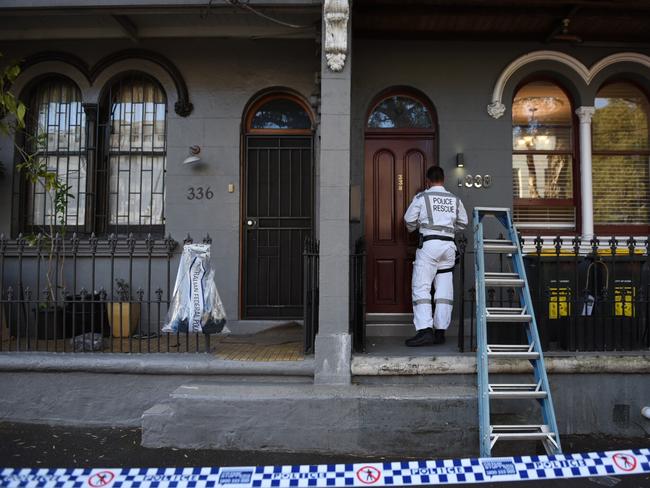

{"left": 349, "top": 40, "right": 650, "bottom": 245}
{"left": 350, "top": 41, "right": 650, "bottom": 327}
{"left": 0, "top": 38, "right": 319, "bottom": 323}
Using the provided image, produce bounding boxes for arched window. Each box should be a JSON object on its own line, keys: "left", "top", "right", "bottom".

{"left": 101, "top": 74, "right": 167, "bottom": 233}
{"left": 592, "top": 81, "right": 650, "bottom": 229}
{"left": 23, "top": 76, "right": 87, "bottom": 230}
{"left": 246, "top": 94, "right": 312, "bottom": 133}
{"left": 512, "top": 80, "right": 576, "bottom": 230}
{"left": 367, "top": 95, "right": 433, "bottom": 129}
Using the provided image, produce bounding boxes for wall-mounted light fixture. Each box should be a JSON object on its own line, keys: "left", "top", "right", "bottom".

{"left": 456, "top": 153, "right": 465, "bottom": 168}
{"left": 183, "top": 145, "right": 202, "bottom": 165}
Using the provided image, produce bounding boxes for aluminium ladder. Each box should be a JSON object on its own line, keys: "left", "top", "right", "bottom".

{"left": 474, "top": 207, "right": 561, "bottom": 457}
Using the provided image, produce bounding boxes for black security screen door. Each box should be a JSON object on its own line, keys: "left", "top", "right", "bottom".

{"left": 243, "top": 135, "right": 313, "bottom": 318}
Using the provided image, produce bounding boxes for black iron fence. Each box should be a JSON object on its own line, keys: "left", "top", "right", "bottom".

{"left": 4, "top": 230, "right": 645, "bottom": 355}
{"left": 303, "top": 237, "right": 319, "bottom": 354}
{"left": 350, "top": 238, "right": 366, "bottom": 353}
{"left": 0, "top": 232, "right": 221, "bottom": 353}
{"left": 458, "top": 235, "right": 650, "bottom": 352}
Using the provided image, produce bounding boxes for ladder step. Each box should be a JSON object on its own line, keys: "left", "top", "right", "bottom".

{"left": 490, "top": 425, "right": 556, "bottom": 442}
{"left": 483, "top": 239, "right": 518, "bottom": 253}
{"left": 486, "top": 307, "right": 532, "bottom": 322}
{"left": 489, "top": 383, "right": 547, "bottom": 399}
{"left": 485, "top": 272, "right": 525, "bottom": 287}
{"left": 487, "top": 344, "right": 540, "bottom": 359}
{"left": 474, "top": 207, "right": 511, "bottom": 216}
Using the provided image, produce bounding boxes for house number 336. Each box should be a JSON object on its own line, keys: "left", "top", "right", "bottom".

{"left": 187, "top": 187, "right": 214, "bottom": 200}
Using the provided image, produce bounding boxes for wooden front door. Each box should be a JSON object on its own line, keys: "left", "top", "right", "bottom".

{"left": 364, "top": 136, "right": 435, "bottom": 313}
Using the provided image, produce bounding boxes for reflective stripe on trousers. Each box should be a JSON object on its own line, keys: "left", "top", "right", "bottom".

{"left": 411, "top": 240, "right": 456, "bottom": 331}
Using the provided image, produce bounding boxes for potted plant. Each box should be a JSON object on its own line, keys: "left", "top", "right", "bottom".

{"left": 107, "top": 279, "right": 140, "bottom": 338}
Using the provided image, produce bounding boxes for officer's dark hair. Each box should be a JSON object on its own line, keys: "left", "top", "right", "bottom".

{"left": 426, "top": 166, "right": 444, "bottom": 183}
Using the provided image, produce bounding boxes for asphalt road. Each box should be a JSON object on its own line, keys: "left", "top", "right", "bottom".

{"left": 0, "top": 423, "right": 648, "bottom": 487}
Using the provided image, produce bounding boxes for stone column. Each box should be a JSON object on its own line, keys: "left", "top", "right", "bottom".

{"left": 575, "top": 106, "right": 595, "bottom": 239}
{"left": 314, "top": 1, "right": 352, "bottom": 385}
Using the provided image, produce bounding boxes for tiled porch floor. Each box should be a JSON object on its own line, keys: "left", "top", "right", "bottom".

{"left": 0, "top": 322, "right": 305, "bottom": 361}
{"left": 362, "top": 335, "right": 469, "bottom": 356}
{"left": 2, "top": 323, "right": 469, "bottom": 359}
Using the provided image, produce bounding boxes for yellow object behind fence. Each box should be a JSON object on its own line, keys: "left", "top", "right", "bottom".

{"left": 549, "top": 287, "right": 571, "bottom": 319}
{"left": 614, "top": 285, "right": 635, "bottom": 317}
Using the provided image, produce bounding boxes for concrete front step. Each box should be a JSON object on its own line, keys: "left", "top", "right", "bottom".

{"left": 141, "top": 382, "right": 478, "bottom": 458}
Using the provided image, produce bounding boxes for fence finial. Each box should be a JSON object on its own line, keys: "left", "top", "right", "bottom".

{"left": 126, "top": 233, "right": 136, "bottom": 253}
{"left": 89, "top": 232, "right": 98, "bottom": 253}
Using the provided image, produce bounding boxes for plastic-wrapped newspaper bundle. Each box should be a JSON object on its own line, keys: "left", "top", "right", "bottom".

{"left": 162, "top": 243, "right": 227, "bottom": 334}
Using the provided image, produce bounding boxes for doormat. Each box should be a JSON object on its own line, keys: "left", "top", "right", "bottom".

{"left": 1, "top": 448, "right": 648, "bottom": 487}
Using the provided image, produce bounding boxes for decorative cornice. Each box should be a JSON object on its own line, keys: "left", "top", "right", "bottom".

{"left": 575, "top": 106, "right": 596, "bottom": 124}
{"left": 20, "top": 49, "right": 193, "bottom": 117}
{"left": 323, "top": 0, "right": 349, "bottom": 72}
{"left": 487, "top": 50, "right": 650, "bottom": 119}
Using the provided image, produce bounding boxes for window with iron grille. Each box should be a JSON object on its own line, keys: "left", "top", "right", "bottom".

{"left": 16, "top": 72, "right": 167, "bottom": 237}
{"left": 21, "top": 76, "right": 87, "bottom": 232}
{"left": 99, "top": 74, "right": 167, "bottom": 235}
{"left": 511, "top": 80, "right": 577, "bottom": 231}
{"left": 592, "top": 81, "right": 650, "bottom": 230}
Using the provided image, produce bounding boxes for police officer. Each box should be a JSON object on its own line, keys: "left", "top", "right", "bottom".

{"left": 403, "top": 166, "right": 468, "bottom": 346}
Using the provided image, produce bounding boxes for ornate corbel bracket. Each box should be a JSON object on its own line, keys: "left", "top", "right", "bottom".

{"left": 324, "top": 0, "right": 349, "bottom": 72}
{"left": 487, "top": 101, "right": 506, "bottom": 119}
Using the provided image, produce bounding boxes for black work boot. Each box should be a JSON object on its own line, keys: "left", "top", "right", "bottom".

{"left": 405, "top": 328, "right": 434, "bottom": 347}
{"left": 433, "top": 329, "right": 446, "bottom": 345}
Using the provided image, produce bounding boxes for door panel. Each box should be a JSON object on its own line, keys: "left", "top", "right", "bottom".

{"left": 243, "top": 136, "right": 313, "bottom": 318}
{"left": 374, "top": 150, "right": 396, "bottom": 242}
{"left": 365, "top": 137, "right": 434, "bottom": 313}
{"left": 375, "top": 259, "right": 397, "bottom": 303}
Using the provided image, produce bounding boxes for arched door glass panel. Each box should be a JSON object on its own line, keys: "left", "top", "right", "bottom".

{"left": 250, "top": 98, "right": 311, "bottom": 130}
{"left": 367, "top": 95, "right": 432, "bottom": 129}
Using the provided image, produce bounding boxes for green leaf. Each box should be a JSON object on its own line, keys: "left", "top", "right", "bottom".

{"left": 16, "top": 102, "right": 26, "bottom": 128}
{"left": 6, "top": 64, "right": 20, "bottom": 82}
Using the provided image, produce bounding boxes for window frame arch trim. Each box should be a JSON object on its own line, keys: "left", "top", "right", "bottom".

{"left": 20, "top": 49, "right": 192, "bottom": 117}
{"left": 488, "top": 50, "right": 650, "bottom": 119}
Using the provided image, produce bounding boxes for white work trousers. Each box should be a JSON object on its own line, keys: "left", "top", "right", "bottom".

{"left": 412, "top": 240, "right": 456, "bottom": 331}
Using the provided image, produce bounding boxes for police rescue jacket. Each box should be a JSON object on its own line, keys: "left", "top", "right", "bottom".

{"left": 404, "top": 185, "right": 468, "bottom": 238}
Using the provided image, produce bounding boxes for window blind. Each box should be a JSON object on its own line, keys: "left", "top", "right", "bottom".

{"left": 592, "top": 155, "right": 650, "bottom": 225}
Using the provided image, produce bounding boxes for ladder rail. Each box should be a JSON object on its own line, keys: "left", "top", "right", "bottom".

{"left": 473, "top": 209, "right": 491, "bottom": 458}
{"left": 505, "top": 215, "right": 562, "bottom": 454}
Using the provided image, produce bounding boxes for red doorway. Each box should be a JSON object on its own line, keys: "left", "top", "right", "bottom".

{"left": 364, "top": 90, "right": 438, "bottom": 313}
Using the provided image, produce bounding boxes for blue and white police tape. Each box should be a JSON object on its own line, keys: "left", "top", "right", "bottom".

{"left": 1, "top": 448, "right": 648, "bottom": 487}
